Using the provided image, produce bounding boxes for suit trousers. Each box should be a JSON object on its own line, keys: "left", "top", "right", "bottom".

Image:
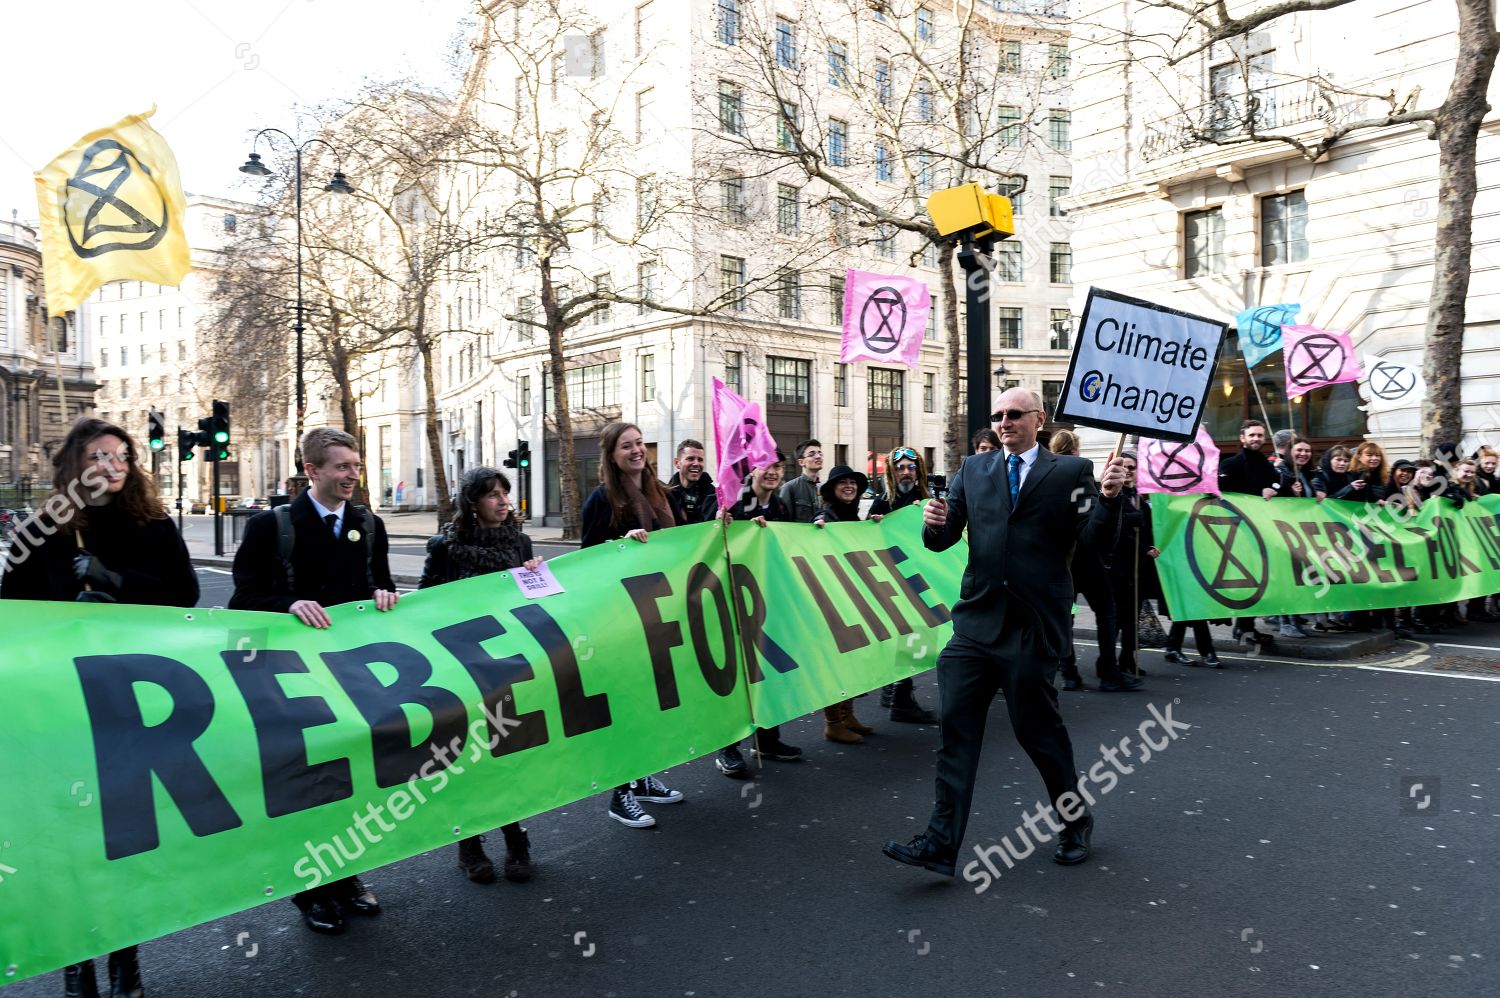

{"left": 926, "top": 608, "right": 1080, "bottom": 854}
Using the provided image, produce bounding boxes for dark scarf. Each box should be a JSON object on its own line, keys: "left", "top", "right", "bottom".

{"left": 623, "top": 473, "right": 675, "bottom": 532}
{"left": 821, "top": 498, "right": 862, "bottom": 522}
{"left": 443, "top": 522, "right": 526, "bottom": 580}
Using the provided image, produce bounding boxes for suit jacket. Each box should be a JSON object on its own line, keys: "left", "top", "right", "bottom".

{"left": 923, "top": 448, "right": 1117, "bottom": 657}
{"left": 229, "top": 491, "right": 394, "bottom": 612}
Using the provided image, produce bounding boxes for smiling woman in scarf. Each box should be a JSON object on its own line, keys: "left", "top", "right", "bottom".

{"left": 579, "top": 421, "right": 687, "bottom": 829}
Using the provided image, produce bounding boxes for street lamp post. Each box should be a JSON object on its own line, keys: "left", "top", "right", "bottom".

{"left": 238, "top": 131, "right": 353, "bottom": 495}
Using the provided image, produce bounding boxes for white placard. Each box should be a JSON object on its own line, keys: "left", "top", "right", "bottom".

{"left": 512, "top": 563, "right": 565, "bottom": 600}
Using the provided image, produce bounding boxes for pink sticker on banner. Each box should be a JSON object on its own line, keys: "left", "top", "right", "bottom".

{"left": 840, "top": 268, "right": 930, "bottom": 369}
{"left": 1282, "top": 325, "right": 1362, "bottom": 399}
{"left": 711, "top": 377, "right": 781, "bottom": 510}
{"left": 1137, "top": 425, "right": 1221, "bottom": 495}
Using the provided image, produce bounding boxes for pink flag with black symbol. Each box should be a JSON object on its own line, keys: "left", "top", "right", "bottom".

{"left": 711, "top": 377, "right": 781, "bottom": 511}
{"left": 1136, "top": 424, "right": 1221, "bottom": 496}
{"left": 840, "top": 268, "right": 930, "bottom": 369}
{"left": 1282, "top": 325, "right": 1362, "bottom": 399}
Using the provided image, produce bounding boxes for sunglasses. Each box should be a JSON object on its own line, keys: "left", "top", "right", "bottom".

{"left": 990, "top": 408, "right": 1040, "bottom": 423}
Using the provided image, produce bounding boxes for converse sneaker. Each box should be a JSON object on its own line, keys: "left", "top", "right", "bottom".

{"left": 753, "top": 733, "right": 804, "bottom": 762}
{"left": 716, "top": 746, "right": 750, "bottom": 779}
{"left": 608, "top": 788, "right": 655, "bottom": 827}
{"left": 633, "top": 774, "right": 684, "bottom": 804}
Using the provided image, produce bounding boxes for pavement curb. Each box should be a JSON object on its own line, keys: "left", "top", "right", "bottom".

{"left": 191, "top": 555, "right": 423, "bottom": 588}
{"left": 1073, "top": 625, "right": 1395, "bottom": 660}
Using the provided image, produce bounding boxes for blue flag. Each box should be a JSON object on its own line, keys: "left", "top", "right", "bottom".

{"left": 1235, "top": 303, "right": 1300, "bottom": 368}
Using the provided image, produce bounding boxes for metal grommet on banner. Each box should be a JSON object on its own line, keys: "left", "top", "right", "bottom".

{"left": 453, "top": 825, "right": 462, "bottom": 836}
{"left": 591, "top": 781, "right": 598, "bottom": 789}
{"left": 263, "top": 886, "right": 274, "bottom": 896}
{"left": 356, "top": 604, "right": 366, "bottom": 611}
{"left": 4, "top": 965, "right": 16, "bottom": 978}
{"left": 184, "top": 613, "right": 194, "bottom": 621}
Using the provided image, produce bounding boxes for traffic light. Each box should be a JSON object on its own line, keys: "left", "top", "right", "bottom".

{"left": 177, "top": 428, "right": 197, "bottom": 462}
{"left": 517, "top": 439, "right": 531, "bottom": 469}
{"left": 147, "top": 410, "right": 166, "bottom": 452}
{"left": 209, "top": 399, "right": 231, "bottom": 461}
{"left": 504, "top": 448, "right": 519, "bottom": 469}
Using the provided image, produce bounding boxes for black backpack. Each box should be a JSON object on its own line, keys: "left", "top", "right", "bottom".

{"left": 273, "top": 503, "right": 376, "bottom": 595}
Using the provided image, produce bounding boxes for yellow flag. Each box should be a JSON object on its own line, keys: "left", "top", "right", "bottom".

{"left": 33, "top": 107, "right": 191, "bottom": 316}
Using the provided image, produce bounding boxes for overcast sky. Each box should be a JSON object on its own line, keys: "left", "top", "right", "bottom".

{"left": 0, "top": 0, "right": 474, "bottom": 221}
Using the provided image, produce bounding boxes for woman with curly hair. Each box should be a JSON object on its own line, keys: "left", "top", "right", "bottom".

{"left": 2, "top": 417, "right": 197, "bottom": 998}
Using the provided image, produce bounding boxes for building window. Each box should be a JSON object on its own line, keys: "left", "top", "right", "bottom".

{"left": 777, "top": 184, "right": 801, "bottom": 234}
{"left": 718, "top": 81, "right": 744, "bottom": 134}
{"left": 720, "top": 254, "right": 747, "bottom": 311}
{"left": 593, "top": 274, "right": 612, "bottom": 324}
{"left": 1050, "top": 309, "right": 1073, "bottom": 350}
{"left": 925, "top": 296, "right": 937, "bottom": 339}
{"left": 634, "top": 1, "right": 653, "bottom": 56}
{"left": 1048, "top": 175, "right": 1070, "bottom": 216}
{"left": 1042, "top": 380, "right": 1063, "bottom": 419}
{"left": 1261, "top": 190, "right": 1308, "bottom": 265}
{"left": 590, "top": 29, "right": 607, "bottom": 79}
{"left": 998, "top": 105, "right": 1021, "bottom": 148}
{"left": 875, "top": 59, "right": 892, "bottom": 106}
{"left": 997, "top": 177, "right": 1024, "bottom": 215}
{"left": 916, "top": 151, "right": 933, "bottom": 194}
{"left": 637, "top": 260, "right": 657, "bottom": 313}
{"left": 835, "top": 363, "right": 848, "bottom": 406}
{"left": 1048, "top": 43, "right": 1069, "bottom": 78}
{"left": 828, "top": 119, "right": 848, "bottom": 167}
{"left": 829, "top": 198, "right": 851, "bottom": 246}
{"left": 921, "top": 241, "right": 938, "bottom": 269}
{"left": 923, "top": 371, "right": 936, "bottom": 413}
{"left": 875, "top": 142, "right": 892, "bottom": 182}
{"left": 767, "top": 356, "right": 811, "bottom": 404}
{"left": 725, "top": 350, "right": 743, "bottom": 394}
{"left": 718, "top": 0, "right": 739, "bottom": 45}
{"left": 868, "top": 368, "right": 903, "bottom": 410}
{"left": 997, "top": 242, "right": 1023, "bottom": 281}
{"left": 1047, "top": 110, "right": 1071, "bottom": 152}
{"left": 999, "top": 40, "right": 1021, "bottom": 73}
{"left": 828, "top": 274, "right": 845, "bottom": 325}
{"left": 1050, "top": 242, "right": 1072, "bottom": 283}
{"left": 98, "top": 348, "right": 107, "bottom": 368}
{"left": 775, "top": 18, "right": 797, "bottom": 68}
{"left": 776, "top": 268, "right": 802, "bottom": 319}
{"left": 996, "top": 308, "right": 1022, "bottom": 349}
{"left": 518, "top": 295, "right": 537, "bottom": 341}
{"left": 636, "top": 175, "right": 658, "bottom": 228}
{"left": 520, "top": 374, "right": 532, "bottom": 415}
{"left": 917, "top": 78, "right": 934, "bottom": 121}
{"left": 177, "top": 307, "right": 184, "bottom": 327}
{"left": 636, "top": 88, "right": 654, "bottom": 142}
{"left": 916, "top": 6, "right": 933, "bottom": 42}
{"left": 721, "top": 174, "right": 746, "bottom": 224}
{"left": 544, "top": 361, "right": 621, "bottom": 411}
{"left": 178, "top": 341, "right": 187, "bottom": 360}
{"left": 119, "top": 345, "right": 127, "bottom": 366}
{"left": 639, "top": 352, "right": 656, "bottom": 401}
{"left": 828, "top": 41, "right": 849, "bottom": 86}
{"left": 777, "top": 101, "right": 799, "bottom": 151}
{"left": 876, "top": 224, "right": 897, "bottom": 259}
{"left": 1184, "top": 207, "right": 1227, "bottom": 278}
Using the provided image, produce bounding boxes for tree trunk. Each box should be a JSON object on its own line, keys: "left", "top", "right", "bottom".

{"left": 938, "top": 241, "right": 964, "bottom": 473}
{"left": 1419, "top": 0, "right": 1498, "bottom": 454}
{"left": 543, "top": 259, "right": 582, "bottom": 540}
{"left": 416, "top": 308, "right": 454, "bottom": 528}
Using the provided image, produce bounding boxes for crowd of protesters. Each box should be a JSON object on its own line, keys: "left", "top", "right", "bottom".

{"left": 7, "top": 410, "right": 1500, "bottom": 994}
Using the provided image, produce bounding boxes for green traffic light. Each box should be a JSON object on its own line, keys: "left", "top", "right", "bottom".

{"left": 519, "top": 458, "right": 530, "bottom": 468}
{"left": 213, "top": 430, "right": 229, "bottom": 444}
{"left": 149, "top": 439, "right": 165, "bottom": 451}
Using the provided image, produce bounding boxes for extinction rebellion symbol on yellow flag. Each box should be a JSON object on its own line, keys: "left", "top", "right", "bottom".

{"left": 33, "top": 107, "right": 191, "bottom": 316}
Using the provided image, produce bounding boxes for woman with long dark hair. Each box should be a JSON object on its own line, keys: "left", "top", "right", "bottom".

{"left": 420, "top": 466, "right": 543, "bottom": 883}
{"left": 580, "top": 422, "right": 686, "bottom": 828}
{"left": 812, "top": 465, "right": 881, "bottom": 741}
{"left": 2, "top": 417, "right": 197, "bottom": 998}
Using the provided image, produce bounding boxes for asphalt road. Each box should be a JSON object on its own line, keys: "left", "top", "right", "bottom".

{"left": 9, "top": 632, "right": 1497, "bottom": 997}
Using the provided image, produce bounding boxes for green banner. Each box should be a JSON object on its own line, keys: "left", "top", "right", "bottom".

{"left": 1152, "top": 492, "right": 1500, "bottom": 619}
{"left": 0, "top": 507, "right": 960, "bottom": 985}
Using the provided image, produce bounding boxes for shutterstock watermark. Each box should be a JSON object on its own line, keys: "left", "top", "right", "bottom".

{"left": 1, "top": 466, "right": 111, "bottom": 570}
{"left": 292, "top": 699, "right": 524, "bottom": 888}
{"left": 962, "top": 700, "right": 1192, "bottom": 894}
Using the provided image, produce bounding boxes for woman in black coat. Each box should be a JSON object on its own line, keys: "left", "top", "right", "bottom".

{"left": 811, "top": 466, "right": 882, "bottom": 741}
{"left": 419, "top": 465, "right": 543, "bottom": 884}
{"left": 2, "top": 418, "right": 198, "bottom": 998}
{"left": 579, "top": 422, "right": 686, "bottom": 829}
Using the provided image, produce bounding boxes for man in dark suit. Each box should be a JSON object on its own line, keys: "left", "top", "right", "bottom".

{"left": 231, "top": 427, "right": 399, "bottom": 935}
{"left": 883, "top": 389, "right": 1125, "bottom": 877}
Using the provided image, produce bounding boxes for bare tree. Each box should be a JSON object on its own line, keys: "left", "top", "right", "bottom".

{"left": 1082, "top": 0, "right": 1498, "bottom": 451}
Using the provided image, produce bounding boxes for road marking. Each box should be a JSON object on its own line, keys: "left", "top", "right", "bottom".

{"left": 1433, "top": 642, "right": 1500, "bottom": 653}
{"left": 198, "top": 567, "right": 232, "bottom": 575}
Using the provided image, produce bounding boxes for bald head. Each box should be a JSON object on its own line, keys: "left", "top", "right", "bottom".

{"left": 991, "top": 388, "right": 1045, "bottom": 455}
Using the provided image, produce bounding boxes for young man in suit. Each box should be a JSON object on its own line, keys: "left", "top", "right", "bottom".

{"left": 230, "top": 427, "right": 399, "bottom": 935}
{"left": 883, "top": 389, "right": 1126, "bottom": 877}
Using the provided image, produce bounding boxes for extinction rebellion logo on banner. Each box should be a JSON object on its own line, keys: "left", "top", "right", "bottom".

{"left": 1183, "top": 496, "right": 1270, "bottom": 610}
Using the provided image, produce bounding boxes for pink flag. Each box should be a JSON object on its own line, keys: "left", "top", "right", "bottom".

{"left": 1282, "top": 325, "right": 1362, "bottom": 399}
{"left": 1137, "top": 425, "right": 1220, "bottom": 496}
{"left": 711, "top": 377, "right": 781, "bottom": 511}
{"left": 840, "top": 268, "right": 930, "bottom": 369}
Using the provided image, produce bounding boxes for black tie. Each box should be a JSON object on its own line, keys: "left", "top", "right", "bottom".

{"left": 324, "top": 513, "right": 339, "bottom": 537}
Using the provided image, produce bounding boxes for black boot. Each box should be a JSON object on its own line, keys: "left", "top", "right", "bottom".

{"left": 457, "top": 834, "right": 495, "bottom": 883}
{"left": 64, "top": 961, "right": 98, "bottom": 998}
{"left": 889, "top": 680, "right": 937, "bottom": 724}
{"left": 878, "top": 684, "right": 895, "bottom": 709}
{"left": 502, "top": 824, "right": 532, "bottom": 883}
{"left": 106, "top": 947, "right": 142, "bottom": 998}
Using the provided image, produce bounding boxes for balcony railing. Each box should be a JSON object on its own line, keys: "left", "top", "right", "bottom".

{"left": 1140, "top": 80, "right": 1374, "bottom": 163}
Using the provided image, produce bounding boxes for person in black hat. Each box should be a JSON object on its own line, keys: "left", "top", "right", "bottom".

{"left": 813, "top": 464, "right": 880, "bottom": 743}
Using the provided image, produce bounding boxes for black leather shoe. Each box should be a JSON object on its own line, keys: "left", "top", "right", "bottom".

{"left": 340, "top": 877, "right": 381, "bottom": 915}
{"left": 882, "top": 834, "right": 956, "bottom": 877}
{"left": 1053, "top": 814, "right": 1094, "bottom": 865}
{"left": 1098, "top": 676, "right": 1144, "bottom": 692}
{"left": 890, "top": 704, "right": 937, "bottom": 724}
{"left": 1162, "top": 650, "right": 1193, "bottom": 666}
{"left": 1203, "top": 654, "right": 1223, "bottom": 668}
{"left": 106, "top": 947, "right": 143, "bottom": 998}
{"left": 64, "top": 961, "right": 98, "bottom": 998}
{"left": 299, "top": 899, "right": 345, "bottom": 934}
{"left": 1061, "top": 677, "right": 1085, "bottom": 692}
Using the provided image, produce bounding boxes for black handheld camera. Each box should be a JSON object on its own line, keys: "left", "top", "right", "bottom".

{"left": 927, "top": 474, "right": 948, "bottom": 501}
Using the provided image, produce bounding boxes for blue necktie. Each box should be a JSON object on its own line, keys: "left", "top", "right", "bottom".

{"left": 1008, "top": 454, "right": 1022, "bottom": 506}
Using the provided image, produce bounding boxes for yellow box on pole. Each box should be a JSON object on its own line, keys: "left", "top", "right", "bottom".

{"left": 924, "top": 182, "right": 1014, "bottom": 239}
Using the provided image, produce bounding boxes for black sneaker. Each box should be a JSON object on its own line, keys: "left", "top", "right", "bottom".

{"left": 608, "top": 788, "right": 655, "bottom": 828}
{"left": 1203, "top": 653, "right": 1223, "bottom": 668}
{"left": 633, "top": 774, "right": 684, "bottom": 804}
{"left": 1162, "top": 650, "right": 1193, "bottom": 666}
{"left": 715, "top": 746, "right": 750, "bottom": 779}
{"left": 753, "top": 734, "right": 803, "bottom": 762}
